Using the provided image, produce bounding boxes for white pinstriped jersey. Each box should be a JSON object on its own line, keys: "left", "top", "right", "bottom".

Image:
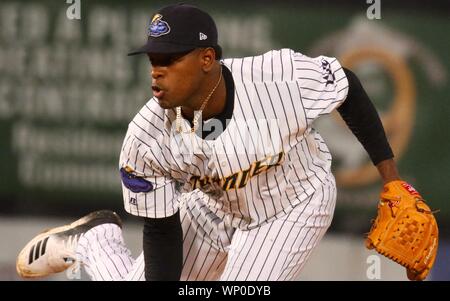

{"left": 119, "top": 48, "right": 348, "bottom": 230}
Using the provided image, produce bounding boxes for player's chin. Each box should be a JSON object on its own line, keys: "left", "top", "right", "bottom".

{"left": 155, "top": 97, "right": 175, "bottom": 109}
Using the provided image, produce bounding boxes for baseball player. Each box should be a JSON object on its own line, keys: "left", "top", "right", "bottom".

{"left": 16, "top": 3, "right": 436, "bottom": 281}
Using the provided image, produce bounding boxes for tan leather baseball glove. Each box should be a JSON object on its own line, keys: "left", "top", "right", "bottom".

{"left": 366, "top": 180, "right": 439, "bottom": 281}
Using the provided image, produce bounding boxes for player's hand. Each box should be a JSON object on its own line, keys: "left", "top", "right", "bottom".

{"left": 365, "top": 180, "right": 439, "bottom": 281}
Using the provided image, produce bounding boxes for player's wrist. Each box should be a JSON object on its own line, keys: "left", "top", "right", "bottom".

{"left": 376, "top": 158, "right": 401, "bottom": 184}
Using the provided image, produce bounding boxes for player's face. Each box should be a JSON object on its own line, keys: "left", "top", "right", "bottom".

{"left": 148, "top": 48, "right": 210, "bottom": 109}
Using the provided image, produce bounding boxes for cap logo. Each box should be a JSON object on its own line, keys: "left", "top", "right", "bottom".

{"left": 199, "top": 32, "right": 208, "bottom": 40}
{"left": 148, "top": 14, "right": 171, "bottom": 37}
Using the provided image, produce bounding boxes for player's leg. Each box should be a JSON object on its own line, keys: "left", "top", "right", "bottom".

{"left": 71, "top": 190, "right": 231, "bottom": 281}
{"left": 180, "top": 190, "right": 231, "bottom": 281}
{"left": 75, "top": 223, "right": 137, "bottom": 281}
{"left": 114, "top": 190, "right": 231, "bottom": 281}
{"left": 17, "top": 200, "right": 228, "bottom": 281}
{"left": 220, "top": 174, "right": 336, "bottom": 281}
{"left": 17, "top": 191, "right": 232, "bottom": 281}
{"left": 78, "top": 194, "right": 230, "bottom": 281}
{"left": 124, "top": 190, "right": 231, "bottom": 281}
{"left": 123, "top": 252, "right": 145, "bottom": 280}
{"left": 16, "top": 210, "right": 137, "bottom": 280}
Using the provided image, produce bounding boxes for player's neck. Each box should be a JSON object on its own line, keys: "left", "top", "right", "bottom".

{"left": 181, "top": 64, "right": 226, "bottom": 121}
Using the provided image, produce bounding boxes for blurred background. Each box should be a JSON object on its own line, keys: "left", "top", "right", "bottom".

{"left": 0, "top": 0, "right": 449, "bottom": 280}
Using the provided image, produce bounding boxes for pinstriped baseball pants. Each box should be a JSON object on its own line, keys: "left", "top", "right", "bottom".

{"left": 76, "top": 174, "right": 336, "bottom": 281}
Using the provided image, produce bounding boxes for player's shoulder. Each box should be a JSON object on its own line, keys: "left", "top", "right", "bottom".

{"left": 222, "top": 48, "right": 295, "bottom": 67}
{"left": 290, "top": 50, "right": 340, "bottom": 67}
{"left": 221, "top": 48, "right": 317, "bottom": 83}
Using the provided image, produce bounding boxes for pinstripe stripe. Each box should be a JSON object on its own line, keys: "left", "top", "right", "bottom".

{"left": 288, "top": 177, "right": 336, "bottom": 279}
{"left": 284, "top": 186, "right": 327, "bottom": 279}
{"left": 256, "top": 211, "right": 292, "bottom": 280}
{"left": 180, "top": 193, "right": 229, "bottom": 280}
{"left": 87, "top": 237, "right": 109, "bottom": 280}
{"left": 106, "top": 226, "right": 129, "bottom": 276}
{"left": 201, "top": 249, "right": 221, "bottom": 280}
{"left": 125, "top": 254, "right": 144, "bottom": 280}
{"left": 243, "top": 222, "right": 276, "bottom": 280}
{"left": 228, "top": 115, "right": 258, "bottom": 229}
{"left": 289, "top": 180, "right": 335, "bottom": 278}
{"left": 192, "top": 236, "right": 214, "bottom": 280}
{"left": 227, "top": 227, "right": 261, "bottom": 280}
{"left": 265, "top": 211, "right": 299, "bottom": 280}
{"left": 93, "top": 227, "right": 122, "bottom": 278}
{"left": 185, "top": 230, "right": 207, "bottom": 279}
{"left": 220, "top": 222, "right": 247, "bottom": 280}
{"left": 275, "top": 192, "right": 316, "bottom": 280}
{"left": 78, "top": 224, "right": 135, "bottom": 281}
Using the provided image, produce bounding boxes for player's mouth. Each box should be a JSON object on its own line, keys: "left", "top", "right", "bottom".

{"left": 152, "top": 85, "right": 165, "bottom": 99}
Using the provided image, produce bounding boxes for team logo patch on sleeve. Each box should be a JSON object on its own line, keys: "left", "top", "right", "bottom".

{"left": 120, "top": 168, "right": 154, "bottom": 193}
{"left": 147, "top": 14, "right": 171, "bottom": 37}
{"left": 321, "top": 59, "right": 335, "bottom": 85}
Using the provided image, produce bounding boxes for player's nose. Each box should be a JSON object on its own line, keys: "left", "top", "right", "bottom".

{"left": 151, "top": 67, "right": 165, "bottom": 80}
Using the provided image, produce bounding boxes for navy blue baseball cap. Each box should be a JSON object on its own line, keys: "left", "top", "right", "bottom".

{"left": 128, "top": 4, "right": 220, "bottom": 55}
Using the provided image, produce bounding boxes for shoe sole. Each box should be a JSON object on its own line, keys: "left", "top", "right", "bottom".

{"left": 16, "top": 210, "right": 122, "bottom": 279}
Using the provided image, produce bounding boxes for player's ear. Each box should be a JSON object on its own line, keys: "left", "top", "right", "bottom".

{"left": 200, "top": 47, "right": 215, "bottom": 72}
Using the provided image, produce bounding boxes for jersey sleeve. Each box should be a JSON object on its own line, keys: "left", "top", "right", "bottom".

{"left": 119, "top": 102, "right": 179, "bottom": 218}
{"left": 293, "top": 53, "right": 349, "bottom": 124}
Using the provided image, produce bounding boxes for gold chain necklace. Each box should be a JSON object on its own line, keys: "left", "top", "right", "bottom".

{"left": 176, "top": 66, "right": 222, "bottom": 134}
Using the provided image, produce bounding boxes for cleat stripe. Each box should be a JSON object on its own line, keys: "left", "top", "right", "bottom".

{"left": 29, "top": 245, "right": 35, "bottom": 264}
{"left": 34, "top": 240, "right": 42, "bottom": 261}
{"left": 41, "top": 237, "right": 49, "bottom": 256}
